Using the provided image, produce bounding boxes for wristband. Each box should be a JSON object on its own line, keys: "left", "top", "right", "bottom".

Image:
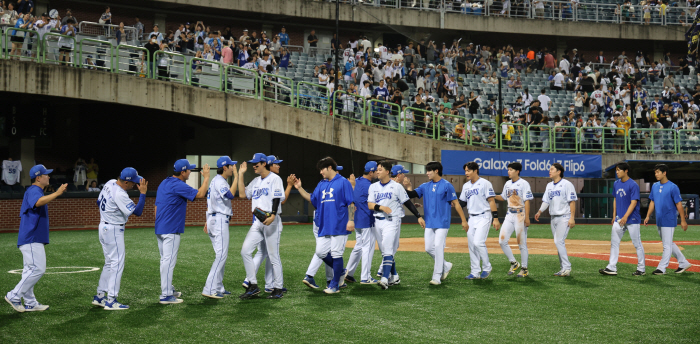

{"left": 374, "top": 204, "right": 381, "bottom": 211}
{"left": 492, "top": 211, "right": 498, "bottom": 218}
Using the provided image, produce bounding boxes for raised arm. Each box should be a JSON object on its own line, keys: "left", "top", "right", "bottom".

{"left": 237, "top": 162, "right": 248, "bottom": 199}
{"left": 228, "top": 164, "right": 239, "bottom": 197}
{"left": 281, "top": 174, "right": 296, "bottom": 205}
{"left": 195, "top": 164, "right": 211, "bottom": 199}
{"left": 35, "top": 184, "right": 68, "bottom": 207}
{"left": 294, "top": 178, "right": 311, "bottom": 202}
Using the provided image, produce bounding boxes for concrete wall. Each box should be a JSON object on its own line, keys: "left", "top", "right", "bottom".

{"left": 151, "top": 0, "right": 685, "bottom": 42}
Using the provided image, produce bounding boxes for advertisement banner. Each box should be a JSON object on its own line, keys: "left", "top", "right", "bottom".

{"left": 441, "top": 150, "right": 602, "bottom": 178}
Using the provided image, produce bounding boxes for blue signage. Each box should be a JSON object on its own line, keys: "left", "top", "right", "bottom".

{"left": 441, "top": 150, "right": 602, "bottom": 178}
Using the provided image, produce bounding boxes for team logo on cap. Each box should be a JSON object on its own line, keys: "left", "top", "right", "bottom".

{"left": 182, "top": 166, "right": 187, "bottom": 171}
{"left": 35, "top": 171, "right": 40, "bottom": 176}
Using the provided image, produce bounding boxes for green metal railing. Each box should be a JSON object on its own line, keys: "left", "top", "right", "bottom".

{"left": 153, "top": 51, "right": 187, "bottom": 83}
{"left": 403, "top": 107, "right": 435, "bottom": 139}
{"left": 500, "top": 122, "right": 526, "bottom": 151}
{"left": 552, "top": 125, "right": 579, "bottom": 153}
{"left": 5, "top": 28, "right": 40, "bottom": 62}
{"left": 437, "top": 112, "right": 467, "bottom": 144}
{"left": 367, "top": 99, "right": 401, "bottom": 132}
{"left": 677, "top": 129, "right": 700, "bottom": 153}
{"left": 189, "top": 58, "right": 224, "bottom": 91}
{"left": 41, "top": 33, "right": 76, "bottom": 66}
{"left": 260, "top": 72, "right": 295, "bottom": 106}
{"left": 115, "top": 44, "right": 150, "bottom": 77}
{"left": 332, "top": 91, "right": 366, "bottom": 123}
{"left": 600, "top": 127, "right": 627, "bottom": 153}
{"left": 79, "top": 38, "right": 113, "bottom": 72}
{"left": 225, "top": 65, "right": 259, "bottom": 99}
{"left": 526, "top": 124, "right": 552, "bottom": 152}
{"left": 296, "top": 81, "right": 329, "bottom": 115}
{"left": 628, "top": 128, "right": 677, "bottom": 154}
{"left": 469, "top": 119, "right": 499, "bottom": 149}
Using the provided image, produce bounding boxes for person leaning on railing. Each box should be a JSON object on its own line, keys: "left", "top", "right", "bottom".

{"left": 143, "top": 34, "right": 159, "bottom": 76}
{"left": 9, "top": 13, "right": 30, "bottom": 59}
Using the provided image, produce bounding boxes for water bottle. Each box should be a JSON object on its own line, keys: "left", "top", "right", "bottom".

{"left": 588, "top": 214, "right": 592, "bottom": 219}
{"left": 297, "top": 211, "right": 300, "bottom": 215}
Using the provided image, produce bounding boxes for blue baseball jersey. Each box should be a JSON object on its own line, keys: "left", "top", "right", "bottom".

{"left": 613, "top": 178, "right": 641, "bottom": 224}
{"left": 310, "top": 173, "right": 354, "bottom": 236}
{"left": 649, "top": 180, "right": 682, "bottom": 227}
{"left": 353, "top": 177, "right": 375, "bottom": 229}
{"left": 17, "top": 185, "right": 50, "bottom": 247}
{"left": 415, "top": 179, "right": 457, "bottom": 229}
{"left": 155, "top": 177, "right": 198, "bottom": 234}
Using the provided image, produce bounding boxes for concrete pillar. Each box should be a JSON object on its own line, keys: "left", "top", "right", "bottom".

{"left": 155, "top": 14, "right": 167, "bottom": 32}
{"left": 653, "top": 41, "right": 664, "bottom": 63}
{"left": 19, "top": 139, "right": 35, "bottom": 186}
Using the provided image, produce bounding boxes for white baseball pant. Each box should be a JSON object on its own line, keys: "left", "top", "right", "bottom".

{"left": 371, "top": 216, "right": 400, "bottom": 257}
{"left": 241, "top": 217, "right": 283, "bottom": 288}
{"left": 316, "top": 235, "right": 348, "bottom": 259}
{"left": 249, "top": 220, "right": 284, "bottom": 290}
{"left": 467, "top": 214, "right": 492, "bottom": 276}
{"left": 499, "top": 211, "right": 528, "bottom": 268}
{"left": 376, "top": 218, "right": 402, "bottom": 276}
{"left": 6, "top": 243, "right": 45, "bottom": 307}
{"left": 551, "top": 215, "right": 571, "bottom": 271}
{"left": 656, "top": 226, "right": 691, "bottom": 273}
{"left": 425, "top": 227, "right": 450, "bottom": 281}
{"left": 345, "top": 227, "right": 376, "bottom": 281}
{"left": 305, "top": 222, "right": 333, "bottom": 280}
{"left": 203, "top": 214, "right": 230, "bottom": 295}
{"left": 97, "top": 223, "right": 126, "bottom": 302}
{"left": 157, "top": 233, "right": 181, "bottom": 299}
{"left": 689, "top": 213, "right": 695, "bottom": 220}
{"left": 606, "top": 222, "right": 645, "bottom": 272}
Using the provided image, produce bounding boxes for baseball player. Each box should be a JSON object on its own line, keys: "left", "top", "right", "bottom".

{"left": 242, "top": 155, "right": 294, "bottom": 294}
{"left": 155, "top": 159, "right": 210, "bottom": 304}
{"left": 238, "top": 153, "right": 286, "bottom": 299}
{"left": 644, "top": 164, "right": 691, "bottom": 275}
{"left": 494, "top": 162, "right": 533, "bottom": 277}
{"left": 344, "top": 162, "right": 378, "bottom": 285}
{"left": 5, "top": 165, "right": 66, "bottom": 313}
{"left": 294, "top": 157, "right": 354, "bottom": 294}
{"left": 92, "top": 168, "right": 148, "bottom": 310}
{"left": 600, "top": 162, "right": 645, "bottom": 276}
{"left": 301, "top": 182, "right": 335, "bottom": 289}
{"left": 458, "top": 162, "right": 500, "bottom": 280}
{"left": 534, "top": 163, "right": 577, "bottom": 277}
{"left": 201, "top": 156, "right": 238, "bottom": 299}
{"left": 403, "top": 161, "right": 468, "bottom": 285}
{"left": 368, "top": 161, "right": 422, "bottom": 289}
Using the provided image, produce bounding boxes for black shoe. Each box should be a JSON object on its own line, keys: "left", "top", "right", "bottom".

{"left": 599, "top": 268, "right": 617, "bottom": 275}
{"left": 267, "top": 288, "right": 284, "bottom": 299}
{"left": 239, "top": 284, "right": 261, "bottom": 299}
{"left": 675, "top": 266, "right": 689, "bottom": 274}
{"left": 652, "top": 269, "right": 666, "bottom": 275}
{"left": 632, "top": 270, "right": 646, "bottom": 276}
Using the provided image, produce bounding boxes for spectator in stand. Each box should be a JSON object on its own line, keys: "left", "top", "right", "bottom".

{"left": 16, "top": 0, "right": 32, "bottom": 14}
{"left": 307, "top": 30, "right": 318, "bottom": 57}
{"left": 115, "top": 22, "right": 126, "bottom": 45}
{"left": 552, "top": 68, "right": 565, "bottom": 91}
{"left": 132, "top": 17, "right": 144, "bottom": 40}
{"left": 221, "top": 40, "right": 233, "bottom": 65}
{"left": 61, "top": 8, "right": 75, "bottom": 26}
{"left": 144, "top": 33, "right": 160, "bottom": 74}
{"left": 99, "top": 6, "right": 111, "bottom": 36}
{"left": 10, "top": 13, "right": 31, "bottom": 59}
{"left": 87, "top": 180, "right": 100, "bottom": 192}
{"left": 149, "top": 25, "right": 164, "bottom": 45}
{"left": 538, "top": 89, "right": 552, "bottom": 117}
{"left": 58, "top": 19, "right": 75, "bottom": 65}
{"left": 278, "top": 26, "right": 289, "bottom": 46}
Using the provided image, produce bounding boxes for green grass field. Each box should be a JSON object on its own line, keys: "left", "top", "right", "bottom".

{"left": 1, "top": 224, "right": 699, "bottom": 343}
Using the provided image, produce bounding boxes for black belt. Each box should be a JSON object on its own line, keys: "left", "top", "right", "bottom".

{"left": 103, "top": 222, "right": 125, "bottom": 226}
{"left": 375, "top": 215, "right": 393, "bottom": 221}
{"left": 508, "top": 208, "right": 524, "bottom": 213}
{"left": 469, "top": 211, "right": 489, "bottom": 217}
{"left": 209, "top": 212, "right": 231, "bottom": 218}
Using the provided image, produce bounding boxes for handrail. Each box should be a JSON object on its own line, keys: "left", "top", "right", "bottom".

{"left": 367, "top": 99, "right": 401, "bottom": 132}
{"left": 628, "top": 127, "right": 677, "bottom": 154}
{"left": 331, "top": 90, "right": 366, "bottom": 123}
{"left": 4, "top": 27, "right": 39, "bottom": 62}
{"left": 154, "top": 50, "right": 187, "bottom": 84}
{"left": 403, "top": 107, "right": 436, "bottom": 139}
{"left": 189, "top": 57, "right": 224, "bottom": 91}
{"left": 41, "top": 32, "right": 76, "bottom": 66}
{"left": 260, "top": 72, "right": 295, "bottom": 106}
{"left": 500, "top": 122, "right": 526, "bottom": 151}
{"left": 469, "top": 119, "right": 499, "bottom": 149}
{"left": 225, "top": 65, "right": 260, "bottom": 99}
{"left": 78, "top": 38, "right": 113, "bottom": 72}
{"left": 296, "top": 81, "right": 330, "bottom": 115}
{"left": 115, "top": 44, "right": 150, "bottom": 77}
{"left": 436, "top": 112, "right": 467, "bottom": 144}
{"left": 78, "top": 21, "right": 138, "bottom": 41}
{"left": 552, "top": 125, "right": 579, "bottom": 153}
{"left": 526, "top": 124, "right": 553, "bottom": 152}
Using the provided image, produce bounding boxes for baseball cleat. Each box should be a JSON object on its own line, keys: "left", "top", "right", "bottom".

{"left": 465, "top": 274, "right": 481, "bottom": 280}
{"left": 441, "top": 262, "right": 453, "bottom": 281}
{"left": 599, "top": 268, "right": 617, "bottom": 275}
{"left": 508, "top": 261, "right": 521, "bottom": 275}
{"left": 340, "top": 269, "right": 349, "bottom": 285}
{"left": 675, "top": 266, "right": 690, "bottom": 274}
{"left": 652, "top": 269, "right": 666, "bottom": 275}
{"left": 480, "top": 271, "right": 491, "bottom": 279}
{"left": 202, "top": 293, "right": 224, "bottom": 299}
{"left": 267, "top": 289, "right": 285, "bottom": 299}
{"left": 632, "top": 270, "right": 646, "bottom": 276}
{"left": 360, "top": 278, "right": 378, "bottom": 285}
{"left": 221, "top": 290, "right": 232, "bottom": 295}
{"left": 24, "top": 303, "right": 49, "bottom": 312}
{"left": 376, "top": 271, "right": 382, "bottom": 278}
{"left": 339, "top": 283, "right": 348, "bottom": 289}
{"left": 172, "top": 290, "right": 182, "bottom": 298}
{"left": 553, "top": 269, "right": 571, "bottom": 277}
{"left": 516, "top": 268, "right": 529, "bottom": 278}
{"left": 388, "top": 275, "right": 401, "bottom": 286}
{"left": 323, "top": 287, "right": 340, "bottom": 294}
{"left": 5, "top": 296, "right": 25, "bottom": 313}
{"left": 377, "top": 277, "right": 389, "bottom": 290}
{"left": 242, "top": 280, "right": 250, "bottom": 289}
{"left": 159, "top": 296, "right": 184, "bottom": 304}
{"left": 92, "top": 295, "right": 106, "bottom": 307}
{"left": 265, "top": 288, "right": 288, "bottom": 293}
{"left": 429, "top": 279, "right": 441, "bottom": 285}
{"left": 239, "top": 284, "right": 261, "bottom": 300}
{"left": 104, "top": 300, "right": 129, "bottom": 310}
{"left": 345, "top": 275, "right": 357, "bottom": 283}
{"left": 302, "top": 275, "right": 319, "bottom": 289}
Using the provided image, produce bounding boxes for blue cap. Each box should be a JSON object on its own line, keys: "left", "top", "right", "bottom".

{"left": 29, "top": 164, "right": 53, "bottom": 178}
{"left": 364, "top": 161, "right": 377, "bottom": 173}
{"left": 337, "top": 166, "right": 343, "bottom": 171}
{"left": 266, "top": 155, "right": 283, "bottom": 165}
{"left": 174, "top": 159, "right": 197, "bottom": 172}
{"left": 391, "top": 164, "right": 409, "bottom": 176}
{"left": 247, "top": 153, "right": 268, "bottom": 164}
{"left": 119, "top": 167, "right": 143, "bottom": 183}
{"left": 217, "top": 156, "right": 237, "bottom": 168}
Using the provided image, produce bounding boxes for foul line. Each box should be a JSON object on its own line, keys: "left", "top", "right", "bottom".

{"left": 7, "top": 267, "right": 101, "bottom": 274}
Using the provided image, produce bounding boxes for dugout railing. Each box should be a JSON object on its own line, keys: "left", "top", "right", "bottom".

{"left": 7, "top": 36, "right": 697, "bottom": 155}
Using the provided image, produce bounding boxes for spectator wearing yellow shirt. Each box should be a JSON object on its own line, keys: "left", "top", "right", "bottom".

{"left": 659, "top": 1, "right": 667, "bottom": 25}
{"left": 615, "top": 113, "right": 631, "bottom": 137}
{"left": 86, "top": 157, "right": 99, "bottom": 187}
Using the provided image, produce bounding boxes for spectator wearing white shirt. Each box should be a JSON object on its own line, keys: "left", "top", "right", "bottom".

{"left": 149, "top": 25, "right": 164, "bottom": 45}
{"left": 521, "top": 88, "right": 534, "bottom": 107}
{"left": 552, "top": 69, "right": 565, "bottom": 90}
{"left": 559, "top": 56, "right": 571, "bottom": 75}
{"left": 538, "top": 89, "right": 552, "bottom": 117}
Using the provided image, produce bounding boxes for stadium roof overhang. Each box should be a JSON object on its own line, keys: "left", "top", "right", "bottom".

{"left": 604, "top": 160, "right": 700, "bottom": 179}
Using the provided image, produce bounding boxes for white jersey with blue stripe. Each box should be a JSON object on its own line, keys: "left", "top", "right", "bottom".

{"left": 501, "top": 178, "right": 534, "bottom": 210}
{"left": 98, "top": 179, "right": 137, "bottom": 224}
{"left": 368, "top": 180, "right": 409, "bottom": 218}
{"left": 542, "top": 179, "right": 577, "bottom": 216}
{"left": 207, "top": 175, "right": 233, "bottom": 216}
{"left": 244, "top": 172, "right": 285, "bottom": 214}
{"left": 459, "top": 178, "right": 496, "bottom": 215}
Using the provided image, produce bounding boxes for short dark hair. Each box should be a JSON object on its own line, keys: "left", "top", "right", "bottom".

{"left": 30, "top": 177, "right": 36, "bottom": 183}
{"left": 254, "top": 161, "right": 270, "bottom": 171}
{"left": 378, "top": 160, "right": 393, "bottom": 172}
{"left": 508, "top": 162, "right": 522, "bottom": 173}
{"left": 464, "top": 162, "right": 479, "bottom": 174}
{"left": 425, "top": 161, "right": 443, "bottom": 176}
{"left": 172, "top": 171, "right": 183, "bottom": 177}
{"left": 217, "top": 167, "right": 225, "bottom": 175}
{"left": 654, "top": 164, "right": 668, "bottom": 174}
{"left": 316, "top": 157, "right": 337, "bottom": 171}
{"left": 616, "top": 162, "right": 630, "bottom": 173}
{"left": 552, "top": 163, "right": 564, "bottom": 177}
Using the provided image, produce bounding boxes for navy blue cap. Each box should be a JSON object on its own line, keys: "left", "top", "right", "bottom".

{"left": 29, "top": 164, "right": 53, "bottom": 178}
{"left": 266, "top": 155, "right": 283, "bottom": 165}
{"left": 248, "top": 153, "right": 268, "bottom": 164}
{"left": 217, "top": 156, "right": 237, "bottom": 168}
{"left": 391, "top": 164, "right": 409, "bottom": 176}
{"left": 174, "top": 159, "right": 197, "bottom": 172}
{"left": 364, "top": 161, "right": 377, "bottom": 173}
{"left": 337, "top": 166, "right": 343, "bottom": 171}
{"left": 120, "top": 167, "right": 143, "bottom": 183}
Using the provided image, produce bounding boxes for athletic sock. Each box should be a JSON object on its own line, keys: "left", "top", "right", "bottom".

{"left": 391, "top": 260, "right": 397, "bottom": 275}
{"left": 322, "top": 254, "right": 334, "bottom": 268}
{"left": 331, "top": 257, "right": 344, "bottom": 289}
{"left": 382, "top": 256, "right": 393, "bottom": 278}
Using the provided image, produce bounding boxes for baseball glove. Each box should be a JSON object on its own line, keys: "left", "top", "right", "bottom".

{"left": 253, "top": 207, "right": 271, "bottom": 222}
